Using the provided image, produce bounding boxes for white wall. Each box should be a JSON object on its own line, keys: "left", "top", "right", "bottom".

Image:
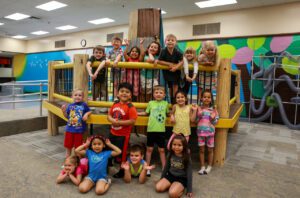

{"left": 0, "top": 37, "right": 27, "bottom": 53}
{"left": 3, "top": 2, "right": 300, "bottom": 53}
{"left": 0, "top": 68, "right": 12, "bottom": 77}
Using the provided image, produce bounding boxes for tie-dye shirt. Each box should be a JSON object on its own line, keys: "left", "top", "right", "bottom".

{"left": 196, "top": 107, "right": 219, "bottom": 136}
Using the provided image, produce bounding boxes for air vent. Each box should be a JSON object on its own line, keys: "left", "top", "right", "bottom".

{"left": 55, "top": 40, "right": 65, "bottom": 48}
{"left": 106, "top": 32, "right": 124, "bottom": 43}
{"left": 193, "top": 22, "right": 220, "bottom": 35}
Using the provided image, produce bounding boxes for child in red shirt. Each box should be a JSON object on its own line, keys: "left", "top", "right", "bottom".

{"left": 107, "top": 82, "right": 137, "bottom": 178}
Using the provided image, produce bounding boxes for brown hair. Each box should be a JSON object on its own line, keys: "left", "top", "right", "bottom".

{"left": 112, "top": 36, "right": 122, "bottom": 43}
{"left": 93, "top": 45, "right": 105, "bottom": 54}
{"left": 153, "top": 85, "right": 165, "bottom": 93}
{"left": 165, "top": 34, "right": 177, "bottom": 41}
{"left": 184, "top": 47, "right": 197, "bottom": 62}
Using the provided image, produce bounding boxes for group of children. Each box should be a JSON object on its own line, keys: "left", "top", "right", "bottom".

{"left": 57, "top": 34, "right": 219, "bottom": 197}
{"left": 86, "top": 34, "right": 217, "bottom": 102}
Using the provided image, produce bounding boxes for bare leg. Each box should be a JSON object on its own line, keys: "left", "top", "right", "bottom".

{"left": 78, "top": 179, "right": 94, "bottom": 193}
{"left": 158, "top": 147, "right": 166, "bottom": 169}
{"left": 207, "top": 147, "right": 214, "bottom": 166}
{"left": 95, "top": 180, "right": 110, "bottom": 195}
{"left": 199, "top": 146, "right": 205, "bottom": 167}
{"left": 156, "top": 178, "right": 171, "bottom": 193}
{"left": 169, "top": 182, "right": 185, "bottom": 198}
{"left": 146, "top": 147, "right": 154, "bottom": 165}
{"left": 65, "top": 148, "right": 71, "bottom": 158}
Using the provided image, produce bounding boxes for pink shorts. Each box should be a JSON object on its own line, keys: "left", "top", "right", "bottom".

{"left": 198, "top": 135, "right": 214, "bottom": 148}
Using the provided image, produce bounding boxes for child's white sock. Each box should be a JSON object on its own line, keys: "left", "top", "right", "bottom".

{"left": 146, "top": 170, "right": 151, "bottom": 177}
{"left": 205, "top": 165, "right": 212, "bottom": 174}
{"left": 198, "top": 166, "right": 206, "bottom": 175}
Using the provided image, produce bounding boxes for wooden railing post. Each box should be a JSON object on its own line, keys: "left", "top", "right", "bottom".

{"left": 73, "top": 54, "right": 89, "bottom": 101}
{"left": 214, "top": 59, "right": 231, "bottom": 166}
{"left": 231, "top": 70, "right": 241, "bottom": 133}
{"left": 48, "top": 61, "right": 61, "bottom": 136}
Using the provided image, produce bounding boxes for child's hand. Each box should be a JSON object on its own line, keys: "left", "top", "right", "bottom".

{"left": 85, "top": 137, "right": 91, "bottom": 148}
{"left": 191, "top": 103, "right": 198, "bottom": 111}
{"left": 169, "top": 65, "right": 177, "bottom": 72}
{"left": 170, "top": 115, "right": 176, "bottom": 124}
{"left": 61, "top": 104, "right": 67, "bottom": 112}
{"left": 92, "top": 73, "right": 98, "bottom": 80}
{"left": 186, "top": 76, "right": 193, "bottom": 82}
{"left": 187, "top": 192, "right": 193, "bottom": 198}
{"left": 143, "top": 162, "right": 155, "bottom": 170}
{"left": 121, "top": 161, "right": 130, "bottom": 170}
{"left": 139, "top": 38, "right": 145, "bottom": 44}
{"left": 124, "top": 39, "right": 130, "bottom": 46}
{"left": 105, "top": 138, "right": 111, "bottom": 146}
{"left": 153, "top": 59, "right": 158, "bottom": 67}
{"left": 82, "top": 114, "right": 89, "bottom": 121}
{"left": 111, "top": 119, "right": 120, "bottom": 127}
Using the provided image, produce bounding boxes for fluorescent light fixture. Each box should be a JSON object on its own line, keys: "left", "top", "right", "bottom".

{"left": 12, "top": 35, "right": 27, "bottom": 39}
{"left": 56, "top": 25, "right": 77, "bottom": 30}
{"left": 0, "top": 23, "right": 4, "bottom": 25}
{"left": 5, "top": 13, "right": 30, "bottom": 20}
{"left": 195, "top": 0, "right": 237, "bottom": 8}
{"left": 161, "top": 10, "right": 167, "bottom": 14}
{"left": 36, "top": 1, "right": 67, "bottom": 11}
{"left": 88, "top": 18, "right": 114, "bottom": 25}
{"left": 31, "top": 31, "right": 49, "bottom": 35}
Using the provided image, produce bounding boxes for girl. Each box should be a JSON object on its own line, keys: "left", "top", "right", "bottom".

{"left": 191, "top": 90, "right": 219, "bottom": 175}
{"left": 56, "top": 156, "right": 88, "bottom": 186}
{"left": 75, "top": 135, "right": 121, "bottom": 195}
{"left": 121, "top": 144, "right": 155, "bottom": 184}
{"left": 180, "top": 47, "right": 198, "bottom": 95}
{"left": 198, "top": 40, "right": 217, "bottom": 66}
{"left": 167, "top": 91, "right": 195, "bottom": 150}
{"left": 140, "top": 40, "right": 161, "bottom": 102}
{"left": 122, "top": 38, "right": 144, "bottom": 100}
{"left": 156, "top": 135, "right": 193, "bottom": 198}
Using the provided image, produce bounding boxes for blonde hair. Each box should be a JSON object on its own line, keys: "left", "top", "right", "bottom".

{"left": 72, "top": 89, "right": 84, "bottom": 96}
{"left": 184, "top": 47, "right": 197, "bottom": 62}
{"left": 165, "top": 34, "right": 177, "bottom": 41}
{"left": 201, "top": 40, "right": 217, "bottom": 53}
{"left": 65, "top": 155, "right": 79, "bottom": 166}
{"left": 153, "top": 85, "right": 165, "bottom": 93}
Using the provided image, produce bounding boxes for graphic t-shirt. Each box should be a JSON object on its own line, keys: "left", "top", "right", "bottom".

{"left": 86, "top": 150, "right": 112, "bottom": 180}
{"left": 66, "top": 102, "right": 90, "bottom": 133}
{"left": 146, "top": 100, "right": 169, "bottom": 132}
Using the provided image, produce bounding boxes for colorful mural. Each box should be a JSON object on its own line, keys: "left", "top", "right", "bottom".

{"left": 13, "top": 35, "right": 300, "bottom": 125}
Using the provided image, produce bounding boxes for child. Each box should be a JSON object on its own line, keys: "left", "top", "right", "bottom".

{"left": 167, "top": 91, "right": 194, "bottom": 150}
{"left": 156, "top": 134, "right": 193, "bottom": 198}
{"left": 191, "top": 90, "right": 219, "bottom": 175}
{"left": 197, "top": 41, "right": 218, "bottom": 97}
{"left": 56, "top": 156, "right": 88, "bottom": 186}
{"left": 106, "top": 36, "right": 124, "bottom": 99}
{"left": 86, "top": 45, "right": 107, "bottom": 101}
{"left": 107, "top": 82, "right": 138, "bottom": 178}
{"left": 121, "top": 144, "right": 155, "bottom": 184}
{"left": 122, "top": 38, "right": 144, "bottom": 100}
{"left": 140, "top": 40, "right": 161, "bottom": 102}
{"left": 157, "top": 34, "right": 183, "bottom": 103}
{"left": 61, "top": 89, "right": 91, "bottom": 157}
{"left": 138, "top": 85, "right": 169, "bottom": 177}
{"left": 181, "top": 47, "right": 198, "bottom": 95}
{"left": 75, "top": 135, "right": 121, "bottom": 195}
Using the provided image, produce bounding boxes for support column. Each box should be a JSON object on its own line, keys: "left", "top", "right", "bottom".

{"left": 231, "top": 70, "right": 241, "bottom": 133}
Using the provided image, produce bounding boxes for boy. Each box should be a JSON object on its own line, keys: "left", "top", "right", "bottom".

{"left": 138, "top": 85, "right": 169, "bottom": 177}
{"left": 86, "top": 45, "right": 107, "bottom": 101}
{"left": 106, "top": 36, "right": 124, "bottom": 99}
{"left": 61, "top": 89, "right": 91, "bottom": 157}
{"left": 107, "top": 82, "right": 137, "bottom": 178}
{"left": 157, "top": 34, "right": 183, "bottom": 103}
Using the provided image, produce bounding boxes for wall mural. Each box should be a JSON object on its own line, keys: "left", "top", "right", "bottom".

{"left": 13, "top": 35, "right": 300, "bottom": 127}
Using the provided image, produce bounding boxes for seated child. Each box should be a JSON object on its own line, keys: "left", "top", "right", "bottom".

{"left": 121, "top": 144, "right": 155, "bottom": 184}
{"left": 56, "top": 156, "right": 88, "bottom": 186}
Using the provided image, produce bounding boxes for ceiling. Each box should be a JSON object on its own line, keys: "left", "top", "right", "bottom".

{"left": 0, "top": 0, "right": 299, "bottom": 41}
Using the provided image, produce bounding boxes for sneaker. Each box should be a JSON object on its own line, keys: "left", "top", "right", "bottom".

{"left": 107, "top": 177, "right": 112, "bottom": 184}
{"left": 198, "top": 166, "right": 205, "bottom": 175}
{"left": 113, "top": 169, "right": 124, "bottom": 178}
{"left": 204, "top": 166, "right": 212, "bottom": 174}
{"left": 146, "top": 170, "right": 151, "bottom": 177}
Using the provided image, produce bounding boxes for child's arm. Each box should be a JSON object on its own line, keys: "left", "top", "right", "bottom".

{"left": 82, "top": 111, "right": 92, "bottom": 121}
{"left": 139, "top": 38, "right": 145, "bottom": 62}
{"left": 191, "top": 61, "right": 199, "bottom": 81}
{"left": 113, "top": 53, "right": 123, "bottom": 67}
{"left": 170, "top": 60, "right": 183, "bottom": 72}
{"left": 56, "top": 171, "right": 68, "bottom": 184}
{"left": 190, "top": 104, "right": 198, "bottom": 122}
{"left": 116, "top": 119, "right": 136, "bottom": 126}
{"left": 105, "top": 138, "right": 122, "bottom": 157}
{"left": 92, "top": 60, "right": 106, "bottom": 80}
{"left": 123, "top": 39, "right": 130, "bottom": 61}
{"left": 68, "top": 172, "right": 82, "bottom": 186}
{"left": 61, "top": 104, "right": 68, "bottom": 118}
{"left": 186, "top": 158, "right": 193, "bottom": 197}
{"left": 139, "top": 162, "right": 155, "bottom": 184}
{"left": 169, "top": 105, "right": 176, "bottom": 124}
{"left": 137, "top": 111, "right": 148, "bottom": 116}
{"left": 211, "top": 109, "right": 219, "bottom": 125}
{"left": 86, "top": 60, "right": 94, "bottom": 79}
{"left": 75, "top": 138, "right": 90, "bottom": 158}
{"left": 121, "top": 161, "right": 131, "bottom": 183}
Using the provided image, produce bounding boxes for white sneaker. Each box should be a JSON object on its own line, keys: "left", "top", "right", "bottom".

{"left": 107, "top": 178, "right": 112, "bottom": 184}
{"left": 146, "top": 170, "right": 151, "bottom": 177}
{"left": 198, "top": 166, "right": 205, "bottom": 175}
{"left": 204, "top": 166, "right": 212, "bottom": 174}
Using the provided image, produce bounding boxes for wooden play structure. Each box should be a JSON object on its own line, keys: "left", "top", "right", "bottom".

{"left": 43, "top": 8, "right": 243, "bottom": 166}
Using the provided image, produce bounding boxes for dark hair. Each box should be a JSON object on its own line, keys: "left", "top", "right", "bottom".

{"left": 174, "top": 90, "right": 188, "bottom": 105}
{"left": 112, "top": 36, "right": 122, "bottom": 43}
{"left": 145, "top": 41, "right": 161, "bottom": 56}
{"left": 89, "top": 135, "right": 107, "bottom": 151}
{"left": 168, "top": 134, "right": 190, "bottom": 170}
{"left": 93, "top": 45, "right": 105, "bottom": 54}
{"left": 201, "top": 89, "right": 214, "bottom": 107}
{"left": 128, "top": 46, "right": 141, "bottom": 58}
{"left": 118, "top": 82, "right": 133, "bottom": 94}
{"left": 129, "top": 144, "right": 146, "bottom": 155}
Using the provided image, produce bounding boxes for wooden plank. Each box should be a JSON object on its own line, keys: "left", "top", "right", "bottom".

{"left": 128, "top": 10, "right": 138, "bottom": 40}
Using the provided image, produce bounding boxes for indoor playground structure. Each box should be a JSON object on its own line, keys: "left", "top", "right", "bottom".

{"left": 43, "top": 8, "right": 243, "bottom": 167}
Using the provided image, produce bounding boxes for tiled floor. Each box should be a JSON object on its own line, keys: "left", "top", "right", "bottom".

{"left": 0, "top": 121, "right": 299, "bottom": 197}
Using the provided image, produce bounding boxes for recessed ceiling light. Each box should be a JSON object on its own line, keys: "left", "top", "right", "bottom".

{"left": 161, "top": 10, "right": 167, "bottom": 14}
{"left": 88, "top": 18, "right": 115, "bottom": 25}
{"left": 56, "top": 25, "right": 77, "bottom": 30}
{"left": 0, "top": 23, "right": 4, "bottom": 25}
{"left": 195, "top": 0, "right": 237, "bottom": 8}
{"left": 31, "top": 31, "right": 49, "bottom": 35}
{"left": 5, "top": 13, "right": 30, "bottom": 20}
{"left": 36, "top": 1, "right": 67, "bottom": 11}
{"left": 12, "top": 35, "right": 27, "bottom": 39}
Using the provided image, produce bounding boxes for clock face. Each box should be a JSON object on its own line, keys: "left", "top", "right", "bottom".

{"left": 81, "top": 39, "right": 87, "bottom": 47}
